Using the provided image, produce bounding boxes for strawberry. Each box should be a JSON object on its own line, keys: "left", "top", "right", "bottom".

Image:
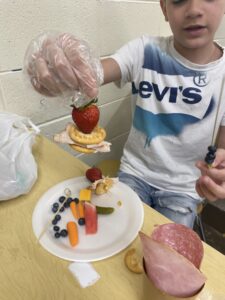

{"left": 86, "top": 167, "right": 102, "bottom": 182}
{"left": 71, "top": 99, "right": 99, "bottom": 134}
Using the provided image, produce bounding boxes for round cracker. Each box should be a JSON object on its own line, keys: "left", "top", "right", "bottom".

{"left": 69, "top": 124, "right": 106, "bottom": 145}
{"left": 124, "top": 248, "right": 143, "bottom": 274}
{"left": 69, "top": 144, "right": 95, "bottom": 154}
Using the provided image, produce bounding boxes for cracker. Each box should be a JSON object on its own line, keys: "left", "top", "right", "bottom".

{"left": 69, "top": 124, "right": 106, "bottom": 145}
{"left": 124, "top": 248, "right": 144, "bottom": 274}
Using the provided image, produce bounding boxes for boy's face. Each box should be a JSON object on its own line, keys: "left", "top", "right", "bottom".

{"left": 160, "top": 0, "right": 225, "bottom": 52}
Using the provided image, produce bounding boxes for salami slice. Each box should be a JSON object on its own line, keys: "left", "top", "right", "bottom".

{"left": 140, "top": 232, "right": 206, "bottom": 298}
{"left": 151, "top": 223, "right": 203, "bottom": 269}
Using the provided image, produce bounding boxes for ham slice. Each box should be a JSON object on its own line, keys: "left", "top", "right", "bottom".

{"left": 151, "top": 223, "right": 204, "bottom": 269}
{"left": 140, "top": 231, "right": 206, "bottom": 298}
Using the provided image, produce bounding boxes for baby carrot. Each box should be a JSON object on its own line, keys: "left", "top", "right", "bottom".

{"left": 78, "top": 202, "right": 84, "bottom": 218}
{"left": 67, "top": 221, "right": 79, "bottom": 247}
{"left": 70, "top": 201, "right": 79, "bottom": 219}
{"left": 70, "top": 201, "right": 84, "bottom": 220}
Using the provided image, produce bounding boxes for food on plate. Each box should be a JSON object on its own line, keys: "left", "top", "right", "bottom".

{"left": 48, "top": 180, "right": 116, "bottom": 247}
{"left": 84, "top": 202, "right": 98, "bottom": 234}
{"left": 86, "top": 166, "right": 103, "bottom": 182}
{"left": 86, "top": 166, "right": 117, "bottom": 195}
{"left": 124, "top": 248, "right": 144, "bottom": 274}
{"left": 79, "top": 188, "right": 92, "bottom": 202}
{"left": 89, "top": 177, "right": 116, "bottom": 195}
{"left": 67, "top": 221, "right": 79, "bottom": 247}
{"left": 139, "top": 223, "right": 206, "bottom": 298}
{"left": 53, "top": 99, "right": 111, "bottom": 154}
{"left": 59, "top": 229, "right": 68, "bottom": 237}
{"left": 96, "top": 205, "right": 114, "bottom": 214}
{"left": 95, "top": 178, "right": 113, "bottom": 195}
{"left": 53, "top": 225, "right": 68, "bottom": 239}
{"left": 70, "top": 201, "right": 79, "bottom": 219}
{"left": 71, "top": 98, "right": 99, "bottom": 134}
{"left": 70, "top": 200, "right": 85, "bottom": 224}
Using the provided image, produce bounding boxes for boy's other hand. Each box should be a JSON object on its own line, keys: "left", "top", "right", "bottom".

{"left": 195, "top": 148, "right": 225, "bottom": 201}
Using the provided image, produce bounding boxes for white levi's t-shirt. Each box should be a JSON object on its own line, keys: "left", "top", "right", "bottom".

{"left": 111, "top": 35, "right": 225, "bottom": 198}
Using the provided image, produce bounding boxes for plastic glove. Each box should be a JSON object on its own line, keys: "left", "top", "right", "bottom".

{"left": 24, "top": 32, "right": 104, "bottom": 101}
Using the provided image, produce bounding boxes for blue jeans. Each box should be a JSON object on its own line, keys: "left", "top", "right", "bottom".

{"left": 119, "top": 171, "right": 201, "bottom": 228}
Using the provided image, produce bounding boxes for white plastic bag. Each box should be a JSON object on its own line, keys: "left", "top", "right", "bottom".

{"left": 0, "top": 112, "right": 40, "bottom": 201}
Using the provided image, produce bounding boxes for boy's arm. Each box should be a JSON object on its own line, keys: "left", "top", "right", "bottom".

{"left": 101, "top": 58, "right": 122, "bottom": 85}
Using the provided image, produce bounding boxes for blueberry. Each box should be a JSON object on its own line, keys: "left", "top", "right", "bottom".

{"left": 60, "top": 229, "right": 68, "bottom": 237}
{"left": 54, "top": 232, "right": 61, "bottom": 238}
{"left": 67, "top": 197, "right": 73, "bottom": 205}
{"left": 55, "top": 214, "right": 61, "bottom": 221}
{"left": 208, "top": 145, "right": 217, "bottom": 153}
{"left": 205, "top": 145, "right": 217, "bottom": 165}
{"left": 59, "top": 206, "right": 65, "bottom": 212}
{"left": 52, "top": 206, "right": 58, "bottom": 213}
{"left": 59, "top": 196, "right": 66, "bottom": 203}
{"left": 73, "top": 197, "right": 79, "bottom": 204}
{"left": 53, "top": 226, "right": 60, "bottom": 232}
{"left": 64, "top": 201, "right": 70, "bottom": 208}
{"left": 206, "top": 153, "right": 216, "bottom": 160}
{"left": 205, "top": 158, "right": 214, "bottom": 164}
{"left": 78, "top": 218, "right": 85, "bottom": 226}
{"left": 53, "top": 202, "right": 59, "bottom": 208}
{"left": 52, "top": 219, "right": 58, "bottom": 225}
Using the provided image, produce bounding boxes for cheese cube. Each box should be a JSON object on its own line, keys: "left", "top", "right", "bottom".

{"left": 79, "top": 189, "right": 92, "bottom": 202}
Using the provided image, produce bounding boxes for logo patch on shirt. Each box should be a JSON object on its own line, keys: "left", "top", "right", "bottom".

{"left": 133, "top": 97, "right": 214, "bottom": 146}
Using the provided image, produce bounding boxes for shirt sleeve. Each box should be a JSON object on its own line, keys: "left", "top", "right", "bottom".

{"left": 110, "top": 36, "right": 145, "bottom": 88}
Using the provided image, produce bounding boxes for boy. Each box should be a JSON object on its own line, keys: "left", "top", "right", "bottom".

{"left": 25, "top": 0, "right": 225, "bottom": 228}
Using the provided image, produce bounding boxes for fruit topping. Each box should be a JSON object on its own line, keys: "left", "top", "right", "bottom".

{"left": 71, "top": 98, "right": 100, "bottom": 134}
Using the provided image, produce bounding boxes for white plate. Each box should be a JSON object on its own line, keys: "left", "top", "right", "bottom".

{"left": 32, "top": 177, "right": 144, "bottom": 262}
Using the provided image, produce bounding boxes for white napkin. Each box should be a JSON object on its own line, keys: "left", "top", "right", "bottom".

{"left": 68, "top": 262, "right": 100, "bottom": 288}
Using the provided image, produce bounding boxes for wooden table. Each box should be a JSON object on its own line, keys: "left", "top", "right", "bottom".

{"left": 1, "top": 135, "right": 225, "bottom": 300}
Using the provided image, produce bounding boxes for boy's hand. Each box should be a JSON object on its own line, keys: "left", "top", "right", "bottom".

{"left": 195, "top": 148, "right": 225, "bottom": 201}
{"left": 24, "top": 32, "right": 102, "bottom": 99}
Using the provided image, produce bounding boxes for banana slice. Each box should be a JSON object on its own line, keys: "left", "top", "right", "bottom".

{"left": 124, "top": 248, "right": 144, "bottom": 274}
